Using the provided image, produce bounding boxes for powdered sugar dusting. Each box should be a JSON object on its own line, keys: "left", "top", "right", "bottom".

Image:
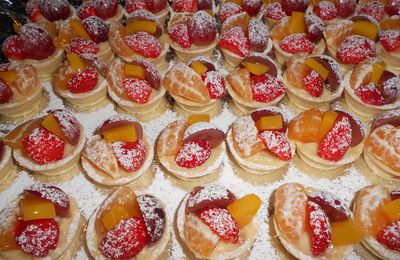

{"left": 27, "top": 183, "right": 69, "bottom": 208}
{"left": 183, "top": 122, "right": 218, "bottom": 140}
{"left": 187, "top": 184, "right": 230, "bottom": 208}
{"left": 264, "top": 2, "right": 286, "bottom": 20}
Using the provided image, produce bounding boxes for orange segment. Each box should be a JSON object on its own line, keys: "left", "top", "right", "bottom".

{"left": 288, "top": 109, "right": 324, "bottom": 143}
{"left": 66, "top": 53, "right": 85, "bottom": 71}
{"left": 0, "top": 70, "right": 17, "bottom": 85}
{"left": 227, "top": 194, "right": 262, "bottom": 227}
{"left": 124, "top": 63, "right": 146, "bottom": 79}
{"left": 102, "top": 203, "right": 141, "bottom": 231}
{"left": 243, "top": 61, "right": 269, "bottom": 76}
{"left": 20, "top": 194, "right": 56, "bottom": 221}
{"left": 101, "top": 125, "right": 138, "bottom": 143}
{"left": 288, "top": 12, "right": 306, "bottom": 34}
{"left": 331, "top": 218, "right": 361, "bottom": 246}
{"left": 69, "top": 19, "right": 91, "bottom": 40}
{"left": 318, "top": 111, "right": 339, "bottom": 142}
{"left": 286, "top": 56, "right": 309, "bottom": 89}
{"left": 190, "top": 61, "right": 208, "bottom": 76}
{"left": 380, "top": 16, "right": 400, "bottom": 30}
{"left": 255, "top": 115, "right": 283, "bottom": 131}
{"left": 0, "top": 221, "right": 18, "bottom": 251}
{"left": 42, "top": 113, "right": 67, "bottom": 142}
{"left": 370, "top": 62, "right": 385, "bottom": 84}
{"left": 305, "top": 58, "right": 329, "bottom": 80}
{"left": 352, "top": 21, "right": 378, "bottom": 41}
{"left": 188, "top": 114, "right": 210, "bottom": 125}
{"left": 125, "top": 20, "right": 157, "bottom": 35}
{"left": 382, "top": 198, "right": 400, "bottom": 222}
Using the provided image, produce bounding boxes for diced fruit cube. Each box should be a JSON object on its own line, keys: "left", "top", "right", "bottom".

{"left": 0, "top": 70, "right": 17, "bottom": 85}
{"left": 188, "top": 114, "right": 210, "bottom": 125}
{"left": 20, "top": 194, "right": 56, "bottom": 221}
{"left": 331, "top": 218, "right": 361, "bottom": 246}
{"left": 352, "top": 21, "right": 378, "bottom": 41}
{"left": 244, "top": 61, "right": 269, "bottom": 76}
{"left": 69, "top": 19, "right": 91, "bottom": 40}
{"left": 305, "top": 58, "right": 329, "bottom": 80}
{"left": 370, "top": 62, "right": 386, "bottom": 84}
{"left": 42, "top": 113, "right": 67, "bottom": 142}
{"left": 66, "top": 53, "right": 85, "bottom": 71}
{"left": 227, "top": 194, "right": 262, "bottom": 227}
{"left": 124, "top": 63, "right": 146, "bottom": 80}
{"left": 102, "top": 203, "right": 140, "bottom": 231}
{"left": 382, "top": 198, "right": 400, "bottom": 222}
{"left": 190, "top": 61, "right": 208, "bottom": 76}
{"left": 318, "top": 111, "right": 339, "bottom": 142}
{"left": 102, "top": 124, "right": 138, "bottom": 143}
{"left": 124, "top": 20, "right": 157, "bottom": 35}
{"left": 288, "top": 11, "right": 306, "bottom": 34}
{"left": 255, "top": 115, "right": 283, "bottom": 131}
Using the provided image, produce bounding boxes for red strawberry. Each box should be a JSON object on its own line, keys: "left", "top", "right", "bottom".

{"left": 144, "top": 0, "right": 168, "bottom": 13}
{"left": 77, "top": 1, "right": 95, "bottom": 20}
{"left": 357, "top": 1, "right": 385, "bottom": 22}
{"left": 70, "top": 38, "right": 99, "bottom": 54}
{"left": 111, "top": 140, "right": 147, "bottom": 171}
{"left": 264, "top": 2, "right": 286, "bottom": 20}
{"left": 380, "top": 30, "right": 400, "bottom": 52}
{"left": 26, "top": 0, "right": 42, "bottom": 22}
{"left": 82, "top": 16, "right": 109, "bottom": 44}
{"left": 0, "top": 79, "right": 13, "bottom": 104}
{"left": 219, "top": 3, "right": 242, "bottom": 22}
{"left": 169, "top": 24, "right": 193, "bottom": 49}
{"left": 125, "top": 0, "right": 148, "bottom": 13}
{"left": 259, "top": 131, "right": 292, "bottom": 161}
{"left": 173, "top": 0, "right": 197, "bottom": 12}
{"left": 355, "top": 83, "right": 386, "bottom": 106}
{"left": 198, "top": 207, "right": 240, "bottom": 242}
{"left": 67, "top": 68, "right": 98, "bottom": 93}
{"left": 23, "top": 127, "right": 65, "bottom": 165}
{"left": 201, "top": 71, "right": 226, "bottom": 99}
{"left": 93, "top": 0, "right": 118, "bottom": 20}
{"left": 250, "top": 73, "right": 287, "bottom": 103}
{"left": 15, "top": 219, "right": 60, "bottom": 257}
{"left": 313, "top": 1, "right": 337, "bottom": 20}
{"left": 219, "top": 27, "right": 250, "bottom": 58}
{"left": 175, "top": 140, "right": 211, "bottom": 168}
{"left": 279, "top": 33, "right": 314, "bottom": 54}
{"left": 2, "top": 35, "right": 26, "bottom": 60}
{"left": 124, "top": 32, "right": 161, "bottom": 58}
{"left": 307, "top": 201, "right": 331, "bottom": 256}
{"left": 336, "top": 35, "right": 376, "bottom": 64}
{"left": 303, "top": 70, "right": 324, "bottom": 97}
{"left": 376, "top": 220, "right": 400, "bottom": 252}
{"left": 100, "top": 217, "right": 149, "bottom": 259}
{"left": 317, "top": 114, "right": 352, "bottom": 161}
{"left": 122, "top": 77, "right": 152, "bottom": 104}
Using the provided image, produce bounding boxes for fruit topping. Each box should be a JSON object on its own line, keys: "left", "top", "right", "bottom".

{"left": 318, "top": 111, "right": 339, "bottom": 142}
{"left": 244, "top": 55, "right": 278, "bottom": 77}
{"left": 380, "top": 30, "right": 400, "bottom": 52}
{"left": 97, "top": 116, "right": 143, "bottom": 138}
{"left": 137, "top": 194, "right": 166, "bottom": 243}
{"left": 307, "top": 191, "right": 350, "bottom": 222}
{"left": 0, "top": 224, "right": 18, "bottom": 251}
{"left": 385, "top": 0, "right": 400, "bottom": 16}
{"left": 382, "top": 198, "right": 400, "bottom": 222}
{"left": 26, "top": 0, "right": 41, "bottom": 22}
{"left": 288, "top": 108, "right": 323, "bottom": 143}
{"left": 2, "top": 35, "right": 25, "bottom": 60}
{"left": 191, "top": 61, "right": 208, "bottom": 75}
{"left": 281, "top": 0, "right": 309, "bottom": 15}
{"left": 185, "top": 214, "right": 219, "bottom": 256}
{"left": 305, "top": 14, "right": 324, "bottom": 43}
{"left": 38, "top": 0, "right": 70, "bottom": 21}
{"left": 0, "top": 80, "right": 13, "bottom": 104}
{"left": 331, "top": 218, "right": 361, "bottom": 246}
{"left": 259, "top": 130, "right": 292, "bottom": 160}
{"left": 175, "top": 140, "right": 211, "bottom": 168}
{"left": 125, "top": 32, "right": 161, "bottom": 58}
{"left": 21, "top": 194, "right": 56, "bottom": 221}
{"left": 132, "top": 60, "right": 161, "bottom": 90}
{"left": 100, "top": 217, "right": 149, "bottom": 259}
{"left": 288, "top": 11, "right": 306, "bottom": 34}
{"left": 357, "top": 1, "right": 385, "bottom": 22}
{"left": 372, "top": 110, "right": 400, "bottom": 130}
{"left": 280, "top": 33, "right": 314, "bottom": 54}
{"left": 199, "top": 207, "right": 240, "bottom": 242}
{"left": 102, "top": 124, "right": 138, "bottom": 143}
{"left": 82, "top": 16, "right": 109, "bottom": 44}
{"left": 67, "top": 68, "right": 98, "bottom": 93}
{"left": 314, "top": 1, "right": 337, "bottom": 20}
{"left": 248, "top": 20, "right": 269, "bottom": 52}
{"left": 336, "top": 35, "right": 376, "bottom": 64}
{"left": 66, "top": 53, "right": 86, "bottom": 71}
{"left": 243, "top": 0, "right": 262, "bottom": 16}
{"left": 352, "top": 20, "right": 378, "bottom": 41}
{"left": 198, "top": 0, "right": 213, "bottom": 11}
{"left": 70, "top": 19, "right": 91, "bottom": 40}
{"left": 265, "top": 2, "right": 286, "bottom": 20}
{"left": 305, "top": 58, "right": 329, "bottom": 81}
{"left": 188, "top": 114, "right": 210, "bottom": 125}
{"left": 169, "top": 23, "right": 192, "bottom": 48}
{"left": 173, "top": 0, "right": 197, "bottom": 12}
{"left": 187, "top": 185, "right": 236, "bottom": 212}
{"left": 93, "top": 0, "right": 118, "bottom": 20}
{"left": 392, "top": 189, "right": 400, "bottom": 200}
{"left": 111, "top": 140, "right": 146, "bottom": 171}
{"left": 244, "top": 61, "right": 269, "bottom": 76}
{"left": 15, "top": 219, "right": 59, "bottom": 257}
{"left": 102, "top": 201, "right": 142, "bottom": 231}
{"left": 70, "top": 38, "right": 99, "bottom": 55}
{"left": 250, "top": 73, "right": 286, "bottom": 102}
{"left": 370, "top": 62, "right": 386, "bottom": 84}
{"left": 18, "top": 23, "right": 55, "bottom": 60}
{"left": 355, "top": 83, "right": 386, "bottom": 106}
{"left": 376, "top": 220, "right": 400, "bottom": 252}
{"left": 255, "top": 115, "right": 283, "bottom": 132}
{"left": 382, "top": 73, "right": 400, "bottom": 104}
{"left": 42, "top": 113, "right": 67, "bottom": 142}
{"left": 122, "top": 77, "right": 152, "bottom": 104}
{"left": 219, "top": 26, "right": 250, "bottom": 57}
{"left": 219, "top": 3, "right": 242, "bottom": 22}
{"left": 303, "top": 70, "right": 324, "bottom": 97}
{"left": 77, "top": 1, "right": 95, "bottom": 20}
{"left": 317, "top": 114, "right": 352, "bottom": 161}
{"left": 335, "top": 0, "right": 356, "bottom": 18}
{"left": 49, "top": 109, "right": 81, "bottom": 146}
{"left": 307, "top": 201, "right": 331, "bottom": 256}
{"left": 124, "top": 63, "right": 146, "bottom": 80}
{"left": 227, "top": 193, "right": 261, "bottom": 227}
{"left": 183, "top": 122, "right": 225, "bottom": 148}
{"left": 125, "top": 20, "right": 158, "bottom": 35}
{"left": 202, "top": 71, "right": 226, "bottom": 99}
{"left": 188, "top": 11, "right": 217, "bottom": 46}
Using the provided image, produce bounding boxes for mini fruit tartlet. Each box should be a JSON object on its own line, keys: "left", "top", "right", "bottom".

{"left": 354, "top": 185, "right": 400, "bottom": 259}
{"left": 2, "top": 23, "right": 63, "bottom": 80}
{"left": 171, "top": 0, "right": 214, "bottom": 13}
{"left": 307, "top": 1, "right": 340, "bottom": 24}
{"left": 0, "top": 63, "right": 45, "bottom": 120}
{"left": 6, "top": 109, "right": 85, "bottom": 176}
{"left": 378, "top": 28, "right": 400, "bottom": 75}
{"left": 263, "top": 2, "right": 287, "bottom": 27}
{"left": 82, "top": 114, "right": 154, "bottom": 186}
{"left": 86, "top": 186, "right": 170, "bottom": 259}
{"left": 288, "top": 108, "right": 365, "bottom": 170}
{"left": 163, "top": 58, "right": 226, "bottom": 117}
{"left": 364, "top": 110, "right": 400, "bottom": 181}
{"left": 355, "top": 0, "right": 397, "bottom": 23}
{"left": 218, "top": 0, "right": 263, "bottom": 22}
{"left": 55, "top": 16, "right": 113, "bottom": 64}
{"left": 177, "top": 184, "right": 261, "bottom": 259}
{"left": 283, "top": 53, "right": 343, "bottom": 109}
{"left": 124, "top": 0, "right": 169, "bottom": 27}
{"left": 227, "top": 54, "right": 286, "bottom": 114}
{"left": 76, "top": 0, "right": 123, "bottom": 24}
{"left": 219, "top": 13, "right": 272, "bottom": 69}
{"left": 107, "top": 58, "right": 167, "bottom": 121}
{"left": 227, "top": 106, "right": 295, "bottom": 174}
{"left": 109, "top": 10, "right": 168, "bottom": 68}
{"left": 270, "top": 12, "right": 325, "bottom": 65}
{"left": 0, "top": 139, "right": 15, "bottom": 185}
{"left": 343, "top": 58, "right": 400, "bottom": 117}
{"left": 274, "top": 183, "right": 361, "bottom": 259}
{"left": 168, "top": 11, "right": 218, "bottom": 62}
{"left": 53, "top": 53, "right": 108, "bottom": 111}
{"left": 26, "top": 0, "right": 74, "bottom": 26}
{"left": 0, "top": 183, "right": 82, "bottom": 258}
{"left": 156, "top": 115, "right": 225, "bottom": 180}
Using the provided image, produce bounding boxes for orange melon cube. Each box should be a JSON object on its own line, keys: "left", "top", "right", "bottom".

{"left": 102, "top": 204, "right": 134, "bottom": 231}
{"left": 255, "top": 115, "right": 283, "bottom": 131}
{"left": 227, "top": 194, "right": 262, "bottom": 227}
{"left": 0, "top": 70, "right": 17, "bottom": 85}
{"left": 190, "top": 61, "right": 208, "bottom": 76}
{"left": 331, "top": 218, "right": 361, "bottom": 246}
{"left": 66, "top": 53, "right": 85, "bottom": 71}
{"left": 21, "top": 194, "right": 56, "bottom": 221}
{"left": 370, "top": 62, "right": 386, "bottom": 84}
{"left": 243, "top": 61, "right": 269, "bottom": 76}
{"left": 382, "top": 198, "right": 400, "bottom": 222}
{"left": 124, "top": 20, "right": 157, "bottom": 35}
{"left": 42, "top": 113, "right": 67, "bottom": 142}
{"left": 188, "top": 114, "right": 210, "bottom": 125}
{"left": 69, "top": 19, "right": 91, "bottom": 40}
{"left": 102, "top": 125, "right": 138, "bottom": 143}
{"left": 124, "top": 63, "right": 146, "bottom": 79}
{"left": 305, "top": 58, "right": 329, "bottom": 80}
{"left": 288, "top": 12, "right": 306, "bottom": 34}
{"left": 318, "top": 111, "right": 339, "bottom": 142}
{"left": 352, "top": 21, "right": 378, "bottom": 41}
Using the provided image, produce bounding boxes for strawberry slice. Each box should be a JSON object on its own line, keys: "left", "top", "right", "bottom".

{"left": 2, "top": 35, "right": 26, "bottom": 60}
{"left": 26, "top": 0, "right": 41, "bottom": 22}
{"left": 111, "top": 139, "right": 147, "bottom": 172}
{"left": 357, "top": 1, "right": 385, "bottom": 22}
{"left": 313, "top": 1, "right": 337, "bottom": 20}
{"left": 317, "top": 114, "right": 352, "bottom": 161}
{"left": 355, "top": 83, "right": 386, "bottom": 106}
{"left": 124, "top": 32, "right": 161, "bottom": 58}
{"left": 175, "top": 140, "right": 211, "bottom": 168}
{"left": 219, "top": 3, "right": 242, "bottom": 22}
{"left": 379, "top": 30, "right": 400, "bottom": 52}
{"left": 70, "top": 38, "right": 99, "bottom": 55}
{"left": 15, "top": 219, "right": 60, "bottom": 257}
{"left": 77, "top": 1, "right": 95, "bottom": 20}
{"left": 303, "top": 70, "right": 324, "bottom": 97}
{"left": 279, "top": 33, "right": 314, "bottom": 54}
{"left": 307, "top": 201, "right": 331, "bottom": 256}
{"left": 250, "top": 73, "right": 287, "bottom": 103}
{"left": 67, "top": 68, "right": 98, "bottom": 93}
{"left": 198, "top": 207, "right": 240, "bottom": 242}
{"left": 23, "top": 127, "right": 65, "bottom": 165}
{"left": 169, "top": 24, "right": 193, "bottom": 49}
{"left": 122, "top": 77, "right": 152, "bottom": 104}
{"left": 219, "top": 27, "right": 250, "bottom": 58}
{"left": 201, "top": 71, "right": 226, "bottom": 99}
{"left": 259, "top": 131, "right": 292, "bottom": 161}
{"left": 173, "top": 0, "right": 197, "bottom": 12}
{"left": 336, "top": 35, "right": 376, "bottom": 64}
{"left": 265, "top": 2, "right": 286, "bottom": 20}
{"left": 100, "top": 217, "right": 149, "bottom": 259}
{"left": 125, "top": 0, "right": 148, "bottom": 13}
{"left": 0, "top": 79, "right": 13, "bottom": 104}
{"left": 376, "top": 220, "right": 400, "bottom": 252}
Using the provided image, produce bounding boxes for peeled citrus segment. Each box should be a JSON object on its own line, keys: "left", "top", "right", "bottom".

{"left": 190, "top": 61, "right": 208, "bottom": 76}
{"left": 42, "top": 113, "right": 67, "bottom": 142}
{"left": 305, "top": 58, "right": 329, "bottom": 81}
{"left": 101, "top": 124, "right": 138, "bottom": 143}
{"left": 318, "top": 111, "right": 339, "bottom": 142}
{"left": 243, "top": 61, "right": 269, "bottom": 76}
{"left": 288, "top": 108, "right": 324, "bottom": 143}
{"left": 352, "top": 20, "right": 378, "bottom": 41}
{"left": 66, "top": 53, "right": 85, "bottom": 71}
{"left": 188, "top": 114, "right": 210, "bottom": 125}
{"left": 0, "top": 223, "right": 18, "bottom": 251}
{"left": 380, "top": 16, "right": 400, "bottom": 30}
{"left": 125, "top": 20, "right": 157, "bottom": 35}
{"left": 227, "top": 194, "right": 262, "bottom": 228}
{"left": 382, "top": 198, "right": 400, "bottom": 222}
{"left": 124, "top": 63, "right": 146, "bottom": 80}
{"left": 255, "top": 115, "right": 283, "bottom": 131}
{"left": 288, "top": 11, "right": 306, "bottom": 34}
{"left": 0, "top": 70, "right": 17, "bottom": 85}
{"left": 370, "top": 62, "right": 386, "bottom": 84}
{"left": 69, "top": 19, "right": 91, "bottom": 40}
{"left": 227, "top": 0, "right": 243, "bottom": 6}
{"left": 20, "top": 194, "right": 56, "bottom": 221}
{"left": 331, "top": 218, "right": 361, "bottom": 246}
{"left": 102, "top": 203, "right": 140, "bottom": 231}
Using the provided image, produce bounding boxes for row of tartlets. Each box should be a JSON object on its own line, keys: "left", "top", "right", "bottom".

{"left": 0, "top": 181, "right": 399, "bottom": 259}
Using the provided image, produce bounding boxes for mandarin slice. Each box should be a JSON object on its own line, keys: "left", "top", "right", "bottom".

{"left": 190, "top": 61, "right": 208, "bottom": 76}
{"left": 243, "top": 61, "right": 269, "bottom": 76}
{"left": 101, "top": 125, "right": 138, "bottom": 143}
{"left": 227, "top": 194, "right": 262, "bottom": 228}
{"left": 20, "top": 194, "right": 56, "bottom": 221}
{"left": 318, "top": 111, "right": 339, "bottom": 142}
{"left": 66, "top": 53, "right": 85, "bottom": 71}
{"left": 352, "top": 20, "right": 378, "bottom": 41}
{"left": 255, "top": 115, "right": 283, "bottom": 131}
{"left": 69, "top": 19, "right": 91, "bottom": 40}
{"left": 102, "top": 204, "right": 136, "bottom": 231}
{"left": 270, "top": 17, "right": 290, "bottom": 41}
{"left": 124, "top": 20, "right": 157, "bottom": 35}
{"left": 288, "top": 12, "right": 306, "bottom": 34}
{"left": 288, "top": 109, "right": 324, "bottom": 143}
{"left": 380, "top": 16, "right": 400, "bottom": 30}
{"left": 124, "top": 63, "right": 146, "bottom": 80}
{"left": 286, "top": 58, "right": 309, "bottom": 89}
{"left": 305, "top": 58, "right": 329, "bottom": 81}
{"left": 370, "top": 62, "right": 385, "bottom": 84}
{"left": 382, "top": 198, "right": 400, "bottom": 222}
{"left": 42, "top": 113, "right": 67, "bottom": 142}
{"left": 187, "top": 114, "right": 210, "bottom": 125}
{"left": 331, "top": 218, "right": 361, "bottom": 246}
{"left": 0, "top": 70, "right": 17, "bottom": 85}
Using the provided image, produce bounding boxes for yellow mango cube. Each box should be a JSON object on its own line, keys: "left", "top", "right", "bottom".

{"left": 21, "top": 195, "right": 56, "bottom": 221}
{"left": 124, "top": 20, "right": 157, "bottom": 35}
{"left": 352, "top": 21, "right": 378, "bottom": 41}
{"left": 370, "top": 62, "right": 386, "bottom": 84}
{"left": 255, "top": 115, "right": 283, "bottom": 131}
{"left": 124, "top": 63, "right": 146, "bottom": 79}
{"left": 331, "top": 218, "right": 361, "bottom": 246}
{"left": 42, "top": 113, "right": 67, "bottom": 142}
{"left": 318, "top": 111, "right": 339, "bottom": 142}
{"left": 102, "top": 204, "right": 134, "bottom": 231}
{"left": 0, "top": 70, "right": 17, "bottom": 85}
{"left": 102, "top": 125, "right": 138, "bottom": 143}
{"left": 288, "top": 12, "right": 306, "bottom": 34}
{"left": 227, "top": 194, "right": 262, "bottom": 227}
{"left": 243, "top": 61, "right": 269, "bottom": 76}
{"left": 66, "top": 53, "right": 85, "bottom": 71}
{"left": 69, "top": 19, "right": 91, "bottom": 40}
{"left": 188, "top": 114, "right": 211, "bottom": 125}
{"left": 383, "top": 198, "right": 400, "bottom": 222}
{"left": 190, "top": 61, "right": 208, "bottom": 76}
{"left": 305, "top": 58, "right": 329, "bottom": 80}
